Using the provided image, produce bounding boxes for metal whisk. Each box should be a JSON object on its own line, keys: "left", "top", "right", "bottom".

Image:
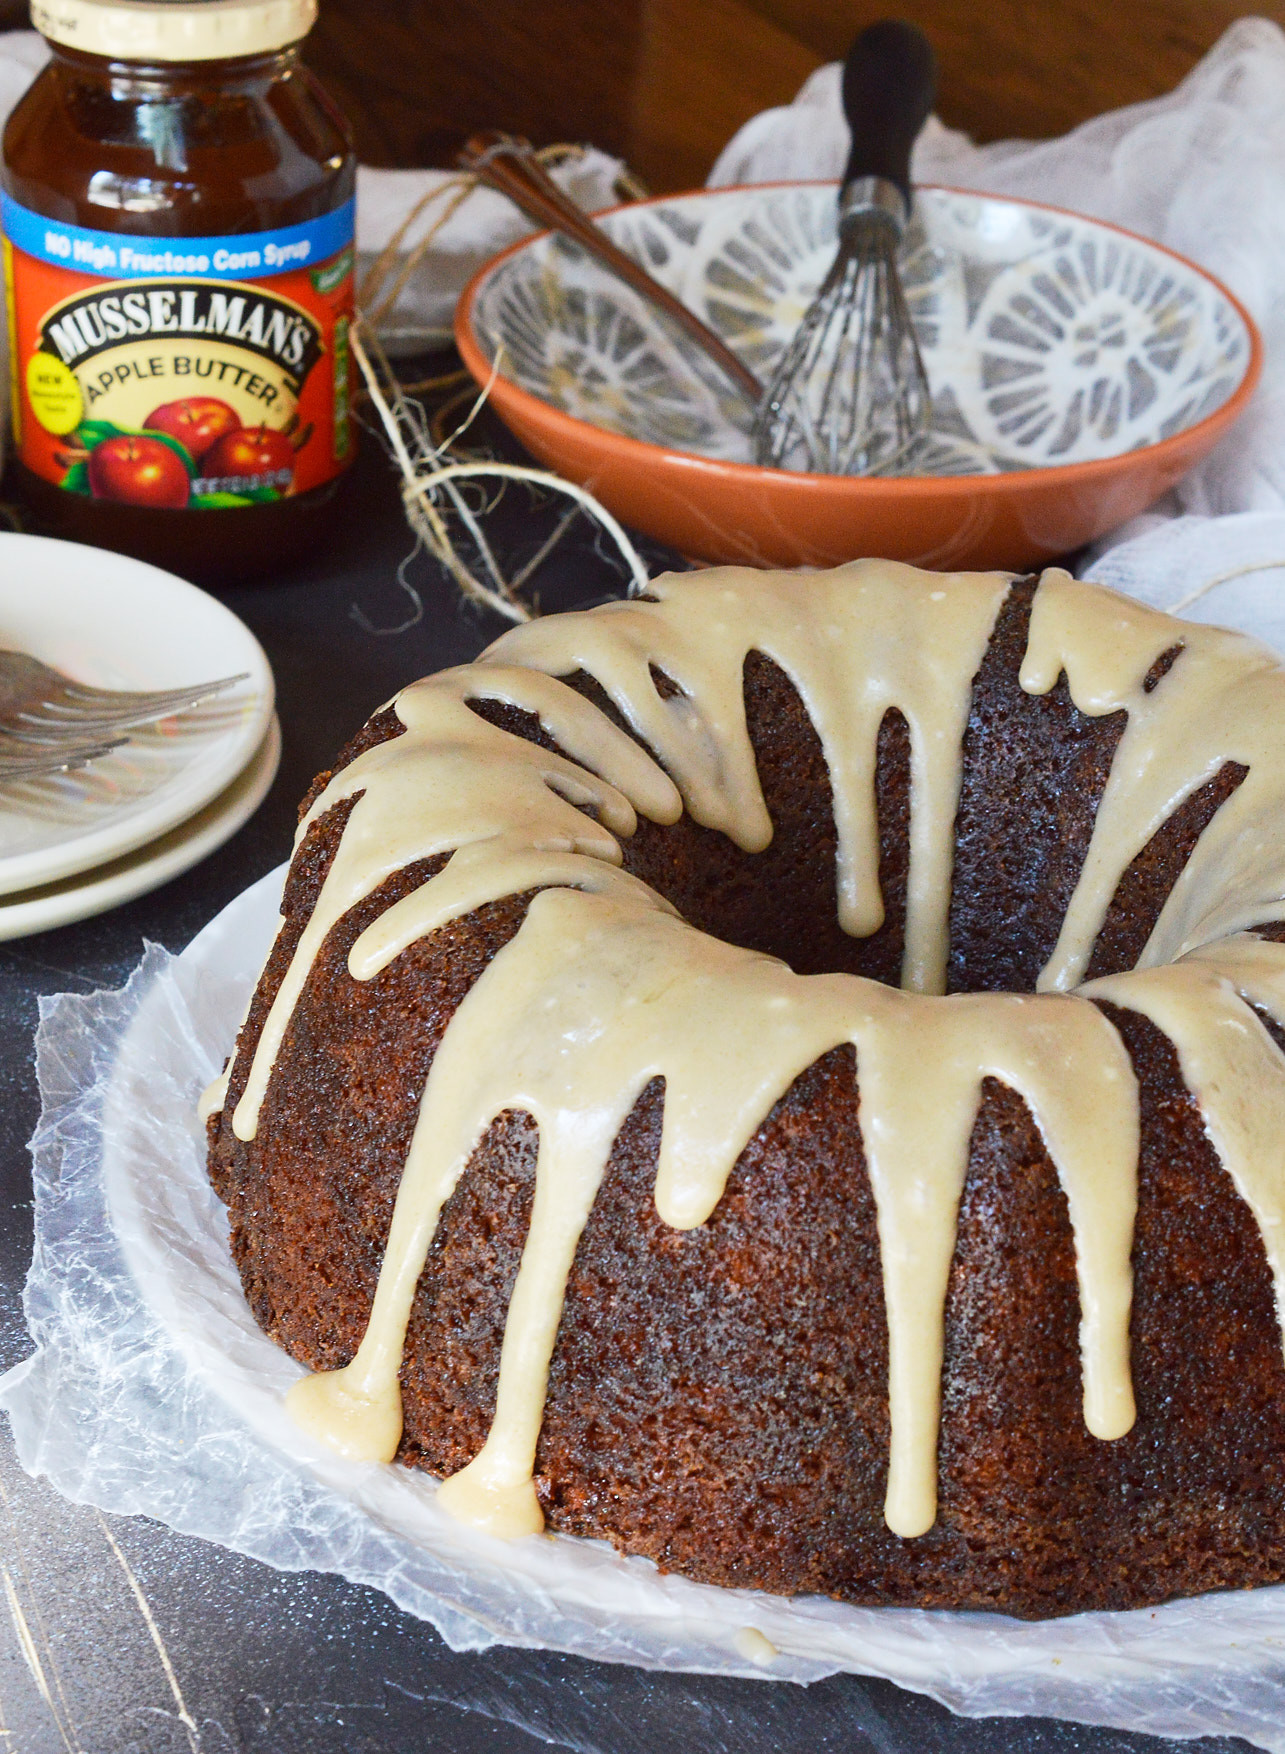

{"left": 753, "top": 20, "right": 937, "bottom": 475}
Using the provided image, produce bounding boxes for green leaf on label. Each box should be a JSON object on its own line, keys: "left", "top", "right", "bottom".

{"left": 76, "top": 419, "right": 197, "bottom": 477}
{"left": 311, "top": 246, "right": 353, "bottom": 295}
{"left": 76, "top": 419, "right": 128, "bottom": 448}
{"left": 60, "top": 461, "right": 91, "bottom": 496}
{"left": 138, "top": 427, "right": 197, "bottom": 476}
{"left": 189, "top": 485, "right": 283, "bottom": 508}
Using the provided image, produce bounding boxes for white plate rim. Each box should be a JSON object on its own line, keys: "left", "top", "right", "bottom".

{"left": 0, "top": 714, "right": 281, "bottom": 941}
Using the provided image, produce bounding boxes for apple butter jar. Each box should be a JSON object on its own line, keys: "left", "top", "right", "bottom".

{"left": 2, "top": 0, "right": 356, "bottom": 585}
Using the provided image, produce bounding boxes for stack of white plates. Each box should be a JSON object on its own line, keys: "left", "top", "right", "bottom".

{"left": 0, "top": 533, "right": 279, "bottom": 941}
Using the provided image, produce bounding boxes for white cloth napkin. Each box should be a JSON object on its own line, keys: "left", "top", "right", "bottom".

{"left": 352, "top": 150, "right": 626, "bottom": 352}
{"left": 1082, "top": 510, "right": 1285, "bottom": 654}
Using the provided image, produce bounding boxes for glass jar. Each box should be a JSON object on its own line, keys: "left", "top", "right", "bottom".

{"left": 2, "top": 0, "right": 356, "bottom": 586}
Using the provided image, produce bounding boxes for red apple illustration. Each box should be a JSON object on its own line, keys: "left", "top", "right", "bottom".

{"left": 145, "top": 396, "right": 240, "bottom": 463}
{"left": 200, "top": 423, "right": 295, "bottom": 491}
{"left": 87, "top": 435, "right": 191, "bottom": 509}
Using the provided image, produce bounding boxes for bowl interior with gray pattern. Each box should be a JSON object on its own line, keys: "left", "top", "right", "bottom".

{"left": 470, "top": 184, "right": 1253, "bottom": 477}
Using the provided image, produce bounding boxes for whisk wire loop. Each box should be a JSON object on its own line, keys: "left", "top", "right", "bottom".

{"left": 752, "top": 21, "right": 938, "bottom": 477}
{"left": 753, "top": 201, "right": 930, "bottom": 477}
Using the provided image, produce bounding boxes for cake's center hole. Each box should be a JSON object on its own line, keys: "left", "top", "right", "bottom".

{"left": 601, "top": 654, "right": 916, "bottom": 989}
{"left": 465, "top": 646, "right": 1242, "bottom": 1000}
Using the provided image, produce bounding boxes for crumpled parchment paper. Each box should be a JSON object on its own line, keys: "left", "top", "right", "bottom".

{"left": 6, "top": 862, "right": 1285, "bottom": 1749}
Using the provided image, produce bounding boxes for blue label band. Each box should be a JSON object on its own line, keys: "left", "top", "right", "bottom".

{"left": 0, "top": 194, "right": 354, "bottom": 281}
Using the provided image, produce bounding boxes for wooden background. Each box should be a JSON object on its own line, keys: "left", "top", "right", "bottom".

{"left": 1, "top": 0, "right": 1281, "bottom": 189}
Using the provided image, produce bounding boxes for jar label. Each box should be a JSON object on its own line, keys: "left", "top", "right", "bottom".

{"left": 2, "top": 196, "right": 354, "bottom": 511}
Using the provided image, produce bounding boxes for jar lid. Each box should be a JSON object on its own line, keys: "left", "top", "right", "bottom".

{"left": 31, "top": 0, "right": 318, "bottom": 61}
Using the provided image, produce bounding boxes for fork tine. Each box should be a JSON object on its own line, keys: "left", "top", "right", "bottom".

{"left": 16, "top": 672, "right": 248, "bottom": 724}
{"left": 0, "top": 655, "right": 252, "bottom": 748}
{"left": 20, "top": 697, "right": 221, "bottom": 727}
{"left": 10, "top": 677, "right": 251, "bottom": 738}
{"left": 0, "top": 742, "right": 124, "bottom": 777}
{"left": 57, "top": 671, "right": 247, "bottom": 710}
{"left": 17, "top": 698, "right": 209, "bottom": 728}
{"left": 0, "top": 727, "right": 128, "bottom": 756}
{"left": 1, "top": 716, "right": 141, "bottom": 744}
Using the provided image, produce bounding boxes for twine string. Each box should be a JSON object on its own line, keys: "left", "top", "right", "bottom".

{"left": 352, "top": 321, "right": 650, "bottom": 622}
{"left": 354, "top": 143, "right": 652, "bottom": 620}
{"left": 358, "top": 176, "right": 476, "bottom": 335}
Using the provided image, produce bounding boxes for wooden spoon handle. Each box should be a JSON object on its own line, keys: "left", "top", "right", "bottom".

{"left": 460, "top": 134, "right": 763, "bottom": 406}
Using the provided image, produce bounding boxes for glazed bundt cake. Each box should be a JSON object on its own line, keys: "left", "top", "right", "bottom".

{"left": 204, "top": 560, "right": 1285, "bottom": 1619}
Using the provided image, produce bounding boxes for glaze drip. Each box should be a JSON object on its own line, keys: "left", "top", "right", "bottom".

{"left": 1085, "top": 933, "right": 1285, "bottom": 1328}
{"left": 232, "top": 665, "right": 681, "bottom": 1144}
{"left": 214, "top": 561, "right": 1285, "bottom": 1545}
{"left": 289, "top": 885, "right": 1139, "bottom": 1540}
{"left": 484, "top": 561, "right": 1011, "bottom": 994}
{"left": 1024, "top": 576, "right": 1285, "bottom": 990}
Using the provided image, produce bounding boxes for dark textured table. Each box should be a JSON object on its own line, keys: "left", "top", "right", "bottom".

{"left": 0, "top": 430, "right": 1260, "bottom": 1753}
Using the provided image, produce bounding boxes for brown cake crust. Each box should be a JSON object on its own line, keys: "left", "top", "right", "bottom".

{"left": 208, "top": 578, "right": 1285, "bottom": 1619}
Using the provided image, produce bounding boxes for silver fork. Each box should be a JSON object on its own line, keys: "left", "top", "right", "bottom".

{"left": 0, "top": 737, "right": 128, "bottom": 780}
{"left": 0, "top": 652, "right": 248, "bottom": 747}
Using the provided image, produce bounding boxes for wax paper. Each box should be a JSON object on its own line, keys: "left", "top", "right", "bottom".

{"left": 4, "top": 862, "right": 1285, "bottom": 1750}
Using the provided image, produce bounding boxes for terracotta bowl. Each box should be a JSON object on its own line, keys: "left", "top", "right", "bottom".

{"left": 455, "top": 183, "right": 1261, "bottom": 571}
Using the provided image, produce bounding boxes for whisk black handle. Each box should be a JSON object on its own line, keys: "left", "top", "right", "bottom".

{"left": 840, "top": 19, "right": 937, "bottom": 205}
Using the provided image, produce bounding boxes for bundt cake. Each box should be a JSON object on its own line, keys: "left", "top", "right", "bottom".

{"left": 204, "top": 560, "right": 1285, "bottom": 1620}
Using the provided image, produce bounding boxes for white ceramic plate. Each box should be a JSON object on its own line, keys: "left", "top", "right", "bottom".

{"left": 0, "top": 532, "right": 274, "bottom": 896}
{"left": 0, "top": 714, "right": 280, "bottom": 941}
